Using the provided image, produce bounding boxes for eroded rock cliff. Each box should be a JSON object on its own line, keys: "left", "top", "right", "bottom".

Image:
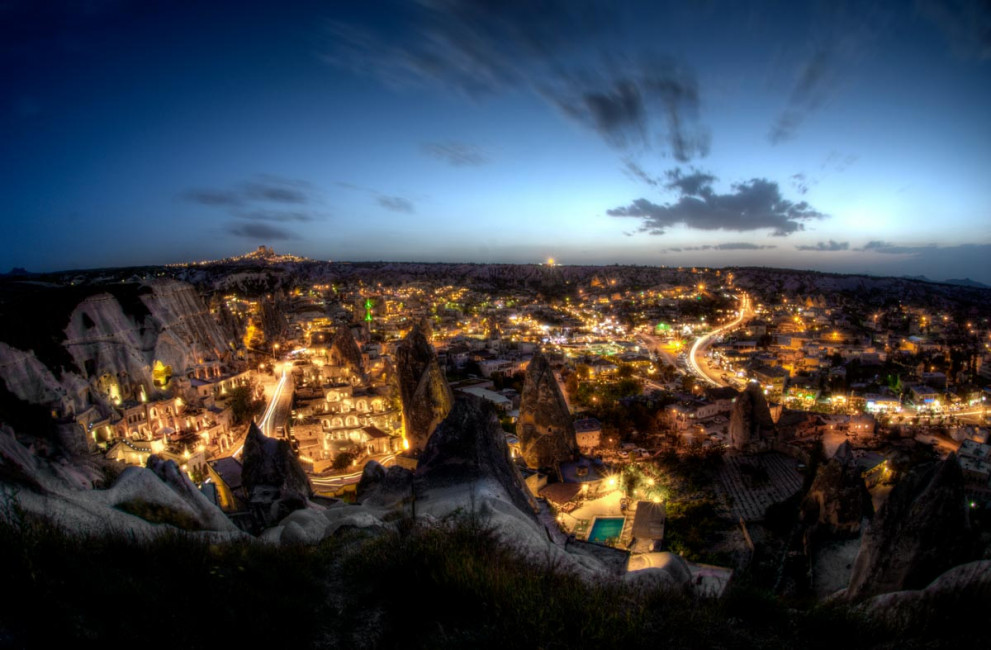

{"left": 517, "top": 351, "right": 577, "bottom": 471}
{"left": 241, "top": 422, "right": 312, "bottom": 526}
{"left": 728, "top": 383, "right": 776, "bottom": 450}
{"left": 394, "top": 325, "right": 452, "bottom": 452}
{"left": 802, "top": 441, "right": 873, "bottom": 537}
{"left": 417, "top": 395, "right": 537, "bottom": 516}
{"left": 845, "top": 454, "right": 975, "bottom": 600}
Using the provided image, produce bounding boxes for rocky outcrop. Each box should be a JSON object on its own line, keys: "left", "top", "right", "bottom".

{"left": 417, "top": 395, "right": 537, "bottom": 516}
{"left": 146, "top": 455, "right": 235, "bottom": 532}
{"left": 861, "top": 560, "right": 991, "bottom": 626}
{"left": 625, "top": 552, "right": 693, "bottom": 593}
{"left": 241, "top": 422, "right": 312, "bottom": 525}
{"left": 0, "top": 280, "right": 232, "bottom": 417}
{"left": 516, "top": 351, "right": 577, "bottom": 471}
{"left": 729, "top": 383, "right": 776, "bottom": 450}
{"left": 394, "top": 326, "right": 452, "bottom": 452}
{"left": 845, "top": 455, "right": 975, "bottom": 600}
{"left": 0, "top": 428, "right": 241, "bottom": 537}
{"left": 330, "top": 326, "right": 364, "bottom": 376}
{"left": 356, "top": 459, "right": 413, "bottom": 507}
{"left": 802, "top": 441, "right": 873, "bottom": 537}
{"left": 260, "top": 502, "right": 393, "bottom": 545}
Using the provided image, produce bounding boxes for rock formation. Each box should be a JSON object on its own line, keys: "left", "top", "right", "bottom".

{"left": 802, "top": 441, "right": 873, "bottom": 537}
{"left": 330, "top": 326, "right": 364, "bottom": 377}
{"left": 0, "top": 428, "right": 241, "bottom": 536}
{"left": 145, "top": 455, "right": 238, "bottom": 532}
{"left": 625, "top": 551, "right": 693, "bottom": 593}
{"left": 728, "top": 382, "right": 776, "bottom": 450}
{"left": 394, "top": 325, "right": 452, "bottom": 452}
{"left": 0, "top": 280, "right": 232, "bottom": 417}
{"left": 516, "top": 351, "right": 577, "bottom": 471}
{"left": 355, "top": 459, "right": 413, "bottom": 507}
{"left": 417, "top": 395, "right": 537, "bottom": 516}
{"left": 845, "top": 454, "right": 975, "bottom": 600}
{"left": 861, "top": 560, "right": 991, "bottom": 626}
{"left": 241, "top": 422, "right": 312, "bottom": 525}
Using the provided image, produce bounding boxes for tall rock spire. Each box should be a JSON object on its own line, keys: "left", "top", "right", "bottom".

{"left": 517, "top": 351, "right": 578, "bottom": 472}
{"left": 394, "top": 325, "right": 453, "bottom": 452}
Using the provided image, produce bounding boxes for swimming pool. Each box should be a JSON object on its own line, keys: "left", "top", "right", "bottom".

{"left": 587, "top": 517, "right": 625, "bottom": 543}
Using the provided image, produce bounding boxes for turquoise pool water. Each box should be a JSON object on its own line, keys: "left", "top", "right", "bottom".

{"left": 588, "top": 517, "right": 624, "bottom": 543}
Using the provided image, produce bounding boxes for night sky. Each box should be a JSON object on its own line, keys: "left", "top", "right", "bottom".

{"left": 3, "top": 1, "right": 990, "bottom": 282}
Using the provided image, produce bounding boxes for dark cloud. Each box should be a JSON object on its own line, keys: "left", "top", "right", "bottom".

{"left": 421, "top": 141, "right": 488, "bottom": 166}
{"left": 378, "top": 195, "right": 415, "bottom": 213}
{"left": 917, "top": 0, "right": 991, "bottom": 60}
{"left": 665, "top": 168, "right": 717, "bottom": 197}
{"left": 325, "top": 1, "right": 709, "bottom": 161}
{"left": 226, "top": 222, "right": 298, "bottom": 241}
{"left": 608, "top": 167, "right": 827, "bottom": 236}
{"left": 542, "top": 58, "right": 709, "bottom": 159}
{"left": 796, "top": 240, "right": 849, "bottom": 251}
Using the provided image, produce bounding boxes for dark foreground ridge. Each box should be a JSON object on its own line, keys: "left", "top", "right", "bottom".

{"left": 2, "top": 504, "right": 988, "bottom": 649}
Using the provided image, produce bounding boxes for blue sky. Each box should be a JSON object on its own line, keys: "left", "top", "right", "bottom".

{"left": 2, "top": 1, "right": 990, "bottom": 282}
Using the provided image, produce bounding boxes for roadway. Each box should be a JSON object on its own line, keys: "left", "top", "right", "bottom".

{"left": 259, "top": 364, "right": 294, "bottom": 439}
{"left": 230, "top": 363, "right": 294, "bottom": 458}
{"left": 687, "top": 293, "right": 753, "bottom": 388}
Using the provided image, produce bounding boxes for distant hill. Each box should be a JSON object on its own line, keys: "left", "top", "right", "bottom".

{"left": 942, "top": 278, "right": 989, "bottom": 289}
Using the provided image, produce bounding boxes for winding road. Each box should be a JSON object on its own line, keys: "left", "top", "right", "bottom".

{"left": 687, "top": 293, "right": 753, "bottom": 388}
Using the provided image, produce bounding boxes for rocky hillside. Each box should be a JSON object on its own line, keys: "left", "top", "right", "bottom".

{"left": 0, "top": 279, "right": 232, "bottom": 416}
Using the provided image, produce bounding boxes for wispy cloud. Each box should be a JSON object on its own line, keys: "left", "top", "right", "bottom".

{"left": 856, "top": 240, "right": 937, "bottom": 254}
{"left": 767, "top": 4, "right": 890, "bottom": 143}
{"left": 324, "top": 1, "right": 709, "bottom": 162}
{"left": 336, "top": 181, "right": 417, "bottom": 215}
{"left": 226, "top": 222, "right": 298, "bottom": 241}
{"left": 665, "top": 242, "right": 777, "bottom": 252}
{"left": 796, "top": 240, "right": 849, "bottom": 251}
{"left": 917, "top": 0, "right": 991, "bottom": 61}
{"left": 421, "top": 141, "right": 488, "bottom": 166}
{"left": 609, "top": 167, "right": 827, "bottom": 236}
{"left": 378, "top": 195, "right": 415, "bottom": 213}
{"left": 182, "top": 175, "right": 325, "bottom": 240}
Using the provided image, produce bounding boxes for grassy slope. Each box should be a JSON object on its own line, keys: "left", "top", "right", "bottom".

{"left": 0, "top": 506, "right": 984, "bottom": 649}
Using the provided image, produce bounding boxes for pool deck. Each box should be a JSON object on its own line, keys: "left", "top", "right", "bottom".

{"left": 557, "top": 490, "right": 635, "bottom": 546}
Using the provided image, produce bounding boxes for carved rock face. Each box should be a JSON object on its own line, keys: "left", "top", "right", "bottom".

{"left": 394, "top": 327, "right": 452, "bottom": 452}
{"left": 241, "top": 422, "right": 312, "bottom": 525}
{"left": 802, "top": 442, "right": 873, "bottom": 537}
{"left": 729, "top": 383, "right": 776, "bottom": 450}
{"left": 330, "top": 326, "right": 364, "bottom": 376}
{"left": 417, "top": 395, "right": 537, "bottom": 516}
{"left": 516, "top": 352, "right": 577, "bottom": 471}
{"left": 846, "top": 454, "right": 975, "bottom": 600}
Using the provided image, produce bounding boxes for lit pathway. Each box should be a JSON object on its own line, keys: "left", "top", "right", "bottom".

{"left": 687, "top": 293, "right": 753, "bottom": 388}
{"left": 231, "top": 364, "right": 291, "bottom": 458}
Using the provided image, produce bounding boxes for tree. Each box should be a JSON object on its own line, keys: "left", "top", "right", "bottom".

{"left": 333, "top": 449, "right": 358, "bottom": 470}
{"left": 228, "top": 381, "right": 265, "bottom": 425}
